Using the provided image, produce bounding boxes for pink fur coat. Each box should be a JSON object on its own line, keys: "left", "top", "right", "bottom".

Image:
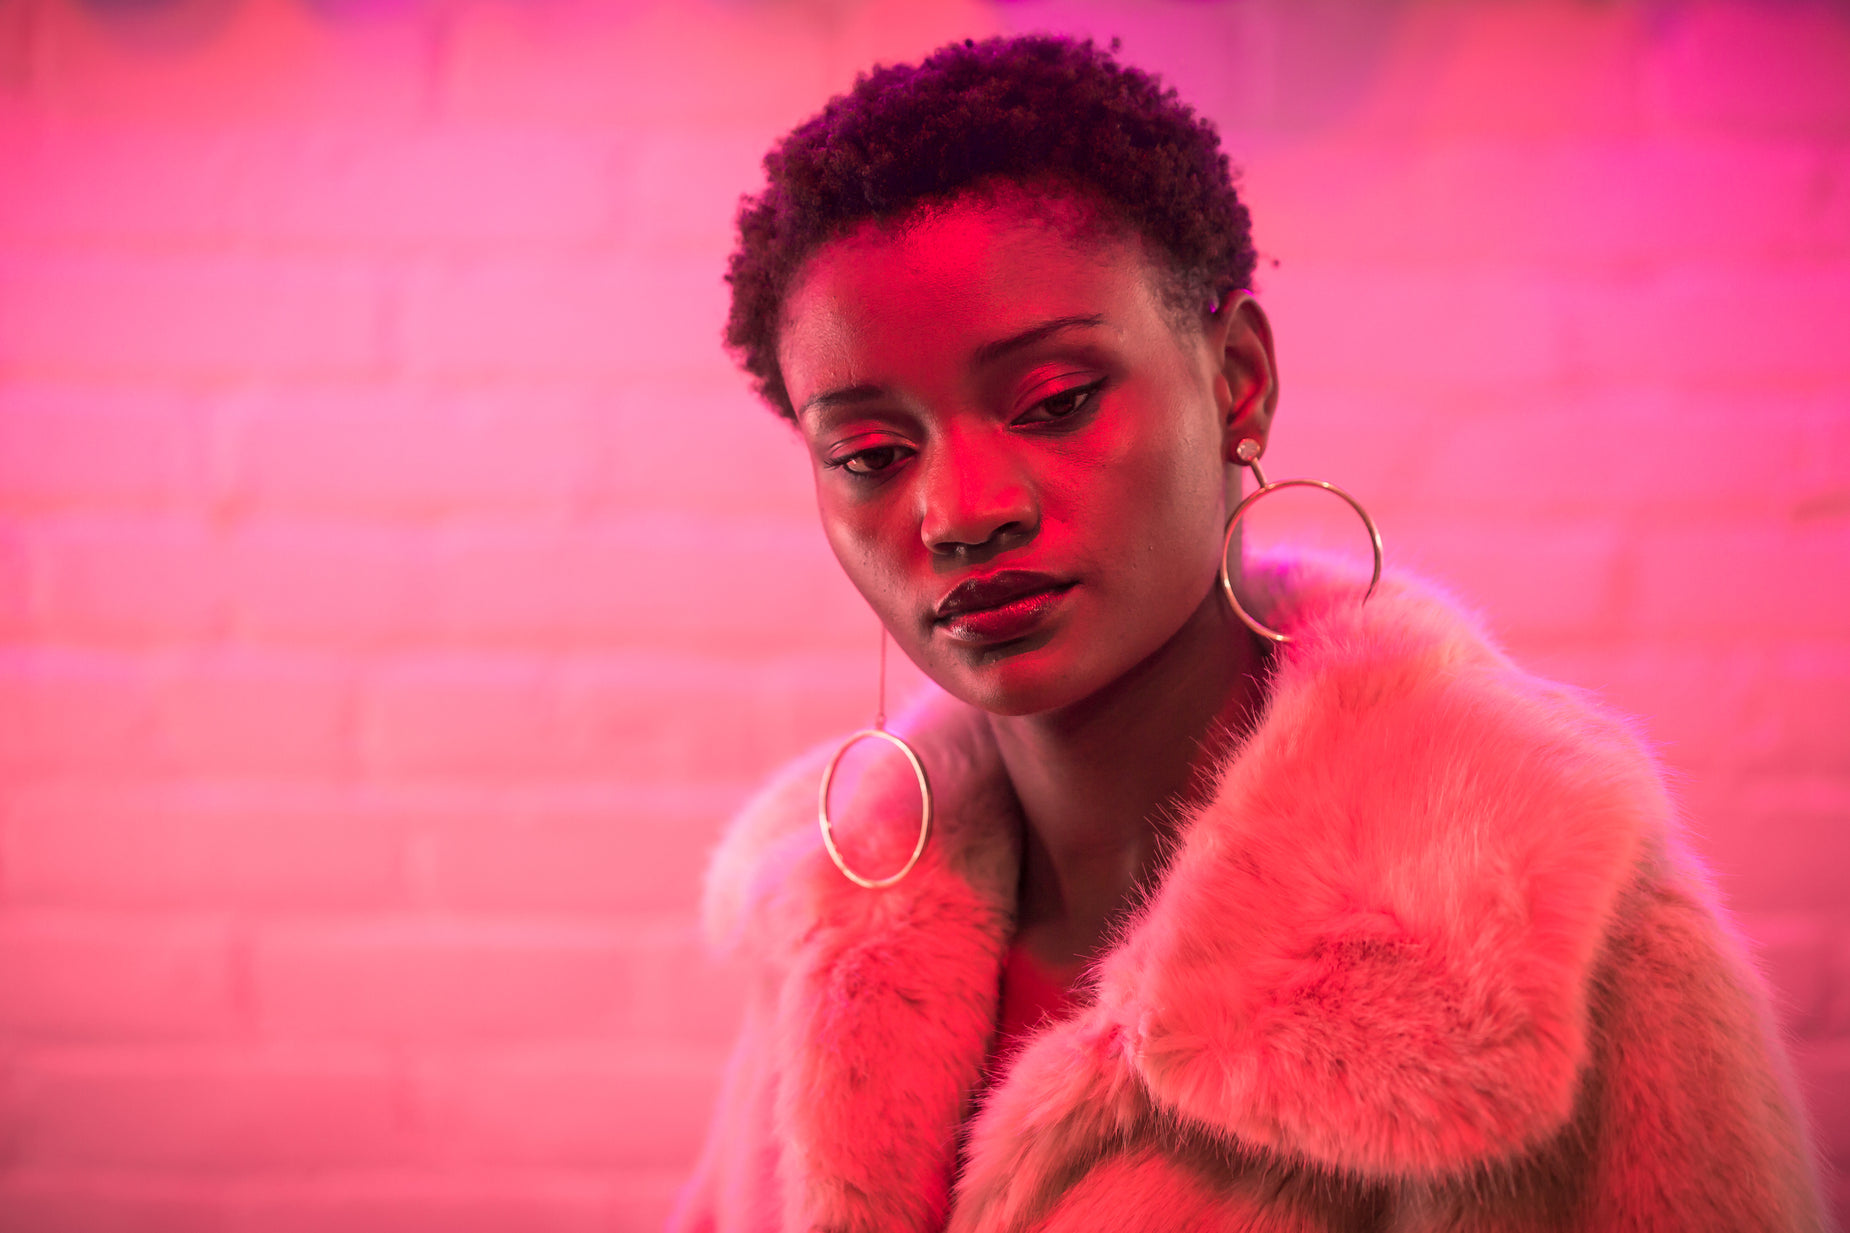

{"left": 670, "top": 559, "right": 1824, "bottom": 1232}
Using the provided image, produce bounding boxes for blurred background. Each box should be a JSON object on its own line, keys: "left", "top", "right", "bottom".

{"left": 0, "top": 0, "right": 1846, "bottom": 1228}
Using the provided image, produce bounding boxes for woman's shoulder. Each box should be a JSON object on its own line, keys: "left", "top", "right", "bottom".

{"left": 1252, "top": 551, "right": 1672, "bottom": 826}
{"left": 1088, "top": 555, "right": 1689, "bottom": 1175}
{"left": 699, "top": 735, "right": 835, "bottom": 956}
{"left": 699, "top": 687, "right": 1006, "bottom": 959}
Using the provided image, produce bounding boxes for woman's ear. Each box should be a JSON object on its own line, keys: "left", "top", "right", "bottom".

{"left": 1208, "top": 291, "right": 1279, "bottom": 463}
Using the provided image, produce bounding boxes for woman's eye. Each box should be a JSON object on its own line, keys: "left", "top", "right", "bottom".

{"left": 836, "top": 445, "right": 909, "bottom": 475}
{"left": 1020, "top": 380, "right": 1105, "bottom": 425}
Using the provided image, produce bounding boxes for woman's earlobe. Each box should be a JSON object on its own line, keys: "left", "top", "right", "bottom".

{"left": 1223, "top": 427, "right": 1269, "bottom": 465}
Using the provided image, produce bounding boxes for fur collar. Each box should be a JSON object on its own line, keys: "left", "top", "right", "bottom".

{"left": 703, "top": 557, "right": 1669, "bottom": 1231}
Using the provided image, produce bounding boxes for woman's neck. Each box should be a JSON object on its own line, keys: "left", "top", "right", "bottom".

{"left": 985, "top": 586, "right": 1270, "bottom": 975}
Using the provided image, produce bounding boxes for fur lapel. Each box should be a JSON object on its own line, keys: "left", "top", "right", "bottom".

{"left": 704, "top": 557, "right": 1670, "bottom": 1229}
{"left": 704, "top": 694, "right": 1021, "bottom": 1232}
{"left": 1092, "top": 557, "right": 1662, "bottom": 1172}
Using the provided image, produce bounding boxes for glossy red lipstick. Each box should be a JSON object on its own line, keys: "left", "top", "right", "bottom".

{"left": 934, "top": 571, "right": 1074, "bottom": 644}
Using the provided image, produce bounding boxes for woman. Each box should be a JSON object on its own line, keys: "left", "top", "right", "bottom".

{"left": 671, "top": 36, "right": 1823, "bottom": 1233}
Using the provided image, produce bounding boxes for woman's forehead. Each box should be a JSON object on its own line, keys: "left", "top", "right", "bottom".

{"left": 778, "top": 197, "right": 1163, "bottom": 375}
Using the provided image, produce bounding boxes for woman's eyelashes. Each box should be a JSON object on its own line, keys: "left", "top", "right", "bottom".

{"left": 835, "top": 443, "right": 912, "bottom": 475}
{"left": 1015, "top": 377, "right": 1106, "bottom": 426}
{"left": 824, "top": 436, "right": 915, "bottom": 477}
{"left": 821, "top": 379, "right": 1106, "bottom": 480}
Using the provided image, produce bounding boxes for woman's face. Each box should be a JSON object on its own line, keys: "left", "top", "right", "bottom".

{"left": 778, "top": 195, "right": 1274, "bottom": 717}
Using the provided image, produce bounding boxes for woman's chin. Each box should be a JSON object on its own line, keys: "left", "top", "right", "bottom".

{"left": 930, "top": 639, "right": 1104, "bottom": 718}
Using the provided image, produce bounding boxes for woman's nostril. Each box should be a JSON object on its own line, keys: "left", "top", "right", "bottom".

{"left": 926, "top": 513, "right": 1036, "bottom": 558}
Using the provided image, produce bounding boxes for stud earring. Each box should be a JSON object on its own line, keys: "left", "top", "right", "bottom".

{"left": 1219, "top": 438, "right": 1383, "bottom": 644}
{"left": 817, "top": 626, "right": 933, "bottom": 889}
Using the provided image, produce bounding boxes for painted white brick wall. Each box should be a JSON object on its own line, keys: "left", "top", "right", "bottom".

{"left": 0, "top": 0, "right": 1844, "bottom": 1227}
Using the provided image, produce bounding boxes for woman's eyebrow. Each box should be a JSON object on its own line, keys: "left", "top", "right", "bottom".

{"left": 972, "top": 314, "right": 1107, "bottom": 367}
{"left": 799, "top": 314, "right": 1108, "bottom": 420}
{"left": 800, "top": 383, "right": 885, "bottom": 418}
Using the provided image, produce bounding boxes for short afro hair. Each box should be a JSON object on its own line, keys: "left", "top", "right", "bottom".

{"left": 724, "top": 34, "right": 1257, "bottom": 418}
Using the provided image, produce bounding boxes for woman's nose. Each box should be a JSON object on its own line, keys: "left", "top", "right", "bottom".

{"left": 918, "top": 437, "right": 1037, "bottom": 557}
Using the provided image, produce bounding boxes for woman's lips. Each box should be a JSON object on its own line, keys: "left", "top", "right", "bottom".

{"left": 934, "top": 572, "right": 1075, "bottom": 644}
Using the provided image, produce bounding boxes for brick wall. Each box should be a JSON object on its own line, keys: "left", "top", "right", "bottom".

{"left": 0, "top": 0, "right": 1845, "bottom": 1228}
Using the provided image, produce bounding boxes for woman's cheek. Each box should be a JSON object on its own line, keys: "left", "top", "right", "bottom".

{"left": 824, "top": 513, "right": 918, "bottom": 624}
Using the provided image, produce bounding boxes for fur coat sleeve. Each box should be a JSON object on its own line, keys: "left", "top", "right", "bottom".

{"left": 668, "top": 561, "right": 1826, "bottom": 1233}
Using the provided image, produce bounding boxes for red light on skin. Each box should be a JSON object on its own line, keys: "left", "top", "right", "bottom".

{"left": 777, "top": 189, "right": 1277, "bottom": 721}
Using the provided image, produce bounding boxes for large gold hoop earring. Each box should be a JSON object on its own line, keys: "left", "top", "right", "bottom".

{"left": 817, "top": 628, "right": 933, "bottom": 889}
{"left": 1219, "top": 438, "right": 1383, "bottom": 644}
